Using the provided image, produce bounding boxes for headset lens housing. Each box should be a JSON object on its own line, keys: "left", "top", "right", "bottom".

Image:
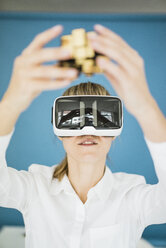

{"left": 52, "top": 95, "right": 123, "bottom": 136}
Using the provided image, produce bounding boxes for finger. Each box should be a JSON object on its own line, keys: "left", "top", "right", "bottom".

{"left": 104, "top": 72, "right": 123, "bottom": 97}
{"left": 93, "top": 24, "right": 143, "bottom": 65}
{"left": 26, "top": 66, "right": 78, "bottom": 79}
{"left": 88, "top": 32, "right": 139, "bottom": 67}
{"left": 96, "top": 59, "right": 124, "bottom": 96}
{"left": 94, "top": 24, "right": 132, "bottom": 51}
{"left": 33, "top": 78, "right": 73, "bottom": 91}
{"left": 96, "top": 57, "right": 126, "bottom": 83}
{"left": 21, "top": 47, "right": 72, "bottom": 66}
{"left": 22, "top": 25, "right": 63, "bottom": 55}
{"left": 89, "top": 38, "right": 133, "bottom": 72}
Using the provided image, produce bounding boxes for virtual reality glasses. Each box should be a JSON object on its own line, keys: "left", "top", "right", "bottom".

{"left": 51, "top": 95, "right": 123, "bottom": 136}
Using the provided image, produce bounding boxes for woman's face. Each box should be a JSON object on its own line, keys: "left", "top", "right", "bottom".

{"left": 58, "top": 135, "right": 114, "bottom": 163}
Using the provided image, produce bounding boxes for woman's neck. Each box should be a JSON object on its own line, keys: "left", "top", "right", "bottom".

{"left": 67, "top": 157, "right": 106, "bottom": 204}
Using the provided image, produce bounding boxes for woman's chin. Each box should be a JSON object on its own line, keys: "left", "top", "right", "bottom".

{"left": 75, "top": 153, "right": 99, "bottom": 162}
{"left": 77, "top": 150, "right": 98, "bottom": 156}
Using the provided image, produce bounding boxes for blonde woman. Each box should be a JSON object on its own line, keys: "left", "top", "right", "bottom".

{"left": 0, "top": 24, "right": 166, "bottom": 248}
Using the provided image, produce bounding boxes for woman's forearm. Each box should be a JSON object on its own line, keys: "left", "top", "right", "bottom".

{"left": 135, "top": 97, "right": 166, "bottom": 143}
{"left": 0, "top": 100, "right": 21, "bottom": 136}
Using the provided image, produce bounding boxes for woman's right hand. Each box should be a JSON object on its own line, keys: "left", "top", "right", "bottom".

{"left": 2, "top": 25, "right": 78, "bottom": 114}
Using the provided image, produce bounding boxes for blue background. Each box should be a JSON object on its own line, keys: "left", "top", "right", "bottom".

{"left": 0, "top": 12, "right": 166, "bottom": 246}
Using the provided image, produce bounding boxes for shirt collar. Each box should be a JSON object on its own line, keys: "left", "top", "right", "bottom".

{"left": 50, "top": 165, "right": 114, "bottom": 202}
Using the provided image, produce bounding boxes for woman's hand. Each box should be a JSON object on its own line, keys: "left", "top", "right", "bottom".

{"left": 87, "top": 24, "right": 153, "bottom": 118}
{"left": 2, "top": 25, "right": 78, "bottom": 114}
{"left": 88, "top": 25, "right": 166, "bottom": 142}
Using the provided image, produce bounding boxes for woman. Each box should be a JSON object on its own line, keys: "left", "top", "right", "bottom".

{"left": 0, "top": 24, "right": 166, "bottom": 248}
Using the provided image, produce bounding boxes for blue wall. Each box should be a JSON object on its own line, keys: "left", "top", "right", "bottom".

{"left": 0, "top": 12, "right": 166, "bottom": 246}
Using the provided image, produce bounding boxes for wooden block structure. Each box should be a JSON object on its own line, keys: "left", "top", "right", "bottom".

{"left": 58, "top": 28, "right": 109, "bottom": 76}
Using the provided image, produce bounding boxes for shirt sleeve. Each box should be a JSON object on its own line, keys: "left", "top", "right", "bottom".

{"left": 126, "top": 137, "right": 166, "bottom": 228}
{"left": 0, "top": 129, "right": 36, "bottom": 213}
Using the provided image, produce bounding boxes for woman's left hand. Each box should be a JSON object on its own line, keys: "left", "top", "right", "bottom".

{"left": 87, "top": 24, "right": 154, "bottom": 118}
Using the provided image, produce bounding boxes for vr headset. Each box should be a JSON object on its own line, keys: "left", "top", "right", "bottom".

{"left": 51, "top": 95, "right": 123, "bottom": 136}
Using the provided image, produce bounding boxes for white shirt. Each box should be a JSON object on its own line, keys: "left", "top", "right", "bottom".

{"left": 0, "top": 131, "right": 166, "bottom": 248}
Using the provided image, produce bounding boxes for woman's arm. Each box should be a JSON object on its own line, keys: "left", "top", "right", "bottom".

{"left": 87, "top": 24, "right": 166, "bottom": 142}
{"left": 88, "top": 24, "right": 166, "bottom": 227}
{"left": 0, "top": 25, "right": 78, "bottom": 211}
{"left": 0, "top": 25, "right": 78, "bottom": 136}
{"left": 134, "top": 98, "right": 166, "bottom": 142}
{"left": 124, "top": 137, "right": 166, "bottom": 227}
{"left": 0, "top": 101, "right": 21, "bottom": 135}
{"left": 0, "top": 131, "right": 36, "bottom": 211}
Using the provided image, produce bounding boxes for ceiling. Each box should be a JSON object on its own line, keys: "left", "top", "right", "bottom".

{"left": 0, "top": 0, "right": 166, "bottom": 13}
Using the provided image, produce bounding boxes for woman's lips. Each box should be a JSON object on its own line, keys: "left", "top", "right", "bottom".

{"left": 78, "top": 144, "right": 97, "bottom": 146}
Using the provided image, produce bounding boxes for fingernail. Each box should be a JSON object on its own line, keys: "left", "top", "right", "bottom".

{"left": 94, "top": 24, "right": 104, "bottom": 30}
{"left": 97, "top": 57, "right": 107, "bottom": 67}
{"left": 90, "top": 41, "right": 99, "bottom": 47}
{"left": 87, "top": 32, "right": 97, "bottom": 39}
{"left": 52, "top": 25, "right": 63, "bottom": 31}
{"left": 67, "top": 70, "right": 78, "bottom": 77}
{"left": 62, "top": 49, "right": 71, "bottom": 56}
{"left": 63, "top": 80, "right": 71, "bottom": 84}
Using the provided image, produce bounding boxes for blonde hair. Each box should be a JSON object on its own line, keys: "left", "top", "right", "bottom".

{"left": 53, "top": 81, "right": 110, "bottom": 181}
